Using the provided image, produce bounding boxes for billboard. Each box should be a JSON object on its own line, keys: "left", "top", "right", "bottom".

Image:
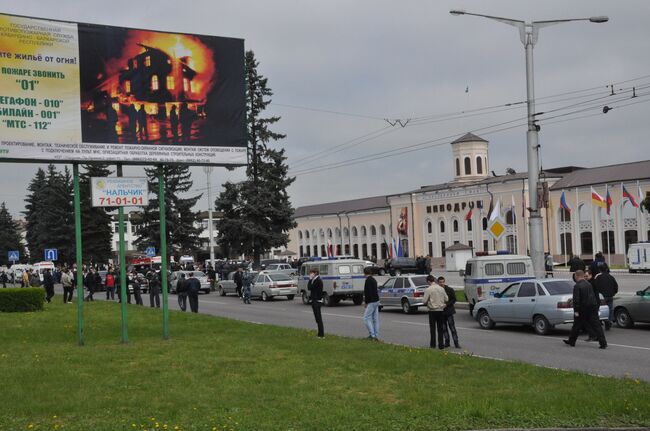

{"left": 0, "top": 13, "right": 246, "bottom": 166}
{"left": 90, "top": 177, "right": 149, "bottom": 207}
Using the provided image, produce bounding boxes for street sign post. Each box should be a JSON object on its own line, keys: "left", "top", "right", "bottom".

{"left": 487, "top": 218, "right": 507, "bottom": 242}
{"left": 146, "top": 247, "right": 156, "bottom": 257}
{"left": 44, "top": 248, "right": 58, "bottom": 261}
{"left": 8, "top": 250, "right": 19, "bottom": 262}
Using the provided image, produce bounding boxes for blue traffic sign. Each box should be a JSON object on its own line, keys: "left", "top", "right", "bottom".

{"left": 145, "top": 247, "right": 156, "bottom": 257}
{"left": 44, "top": 248, "right": 58, "bottom": 261}
{"left": 8, "top": 250, "right": 19, "bottom": 261}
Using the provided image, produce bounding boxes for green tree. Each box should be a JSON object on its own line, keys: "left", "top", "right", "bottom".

{"left": 215, "top": 50, "right": 296, "bottom": 261}
{"left": 134, "top": 165, "right": 203, "bottom": 257}
{"left": 0, "top": 202, "right": 26, "bottom": 266}
{"left": 23, "top": 167, "right": 47, "bottom": 261}
{"left": 79, "top": 164, "right": 114, "bottom": 264}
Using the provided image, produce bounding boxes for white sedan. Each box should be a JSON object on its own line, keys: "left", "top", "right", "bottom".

{"left": 251, "top": 272, "right": 298, "bottom": 301}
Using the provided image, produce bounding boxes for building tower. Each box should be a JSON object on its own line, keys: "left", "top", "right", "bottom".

{"left": 450, "top": 132, "right": 489, "bottom": 182}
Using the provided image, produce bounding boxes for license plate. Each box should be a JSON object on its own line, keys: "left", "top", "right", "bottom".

{"left": 341, "top": 283, "right": 352, "bottom": 290}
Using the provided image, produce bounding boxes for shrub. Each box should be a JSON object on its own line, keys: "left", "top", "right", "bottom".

{"left": 0, "top": 288, "right": 45, "bottom": 312}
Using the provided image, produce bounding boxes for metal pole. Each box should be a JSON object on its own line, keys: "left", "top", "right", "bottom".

{"left": 73, "top": 163, "right": 85, "bottom": 346}
{"left": 159, "top": 166, "right": 170, "bottom": 340}
{"left": 561, "top": 204, "right": 566, "bottom": 267}
{"left": 117, "top": 164, "right": 128, "bottom": 344}
{"left": 203, "top": 166, "right": 215, "bottom": 268}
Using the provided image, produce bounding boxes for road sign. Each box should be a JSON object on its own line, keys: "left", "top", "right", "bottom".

{"left": 145, "top": 247, "right": 156, "bottom": 257}
{"left": 487, "top": 218, "right": 507, "bottom": 241}
{"left": 8, "top": 250, "right": 19, "bottom": 261}
{"left": 44, "top": 248, "right": 58, "bottom": 261}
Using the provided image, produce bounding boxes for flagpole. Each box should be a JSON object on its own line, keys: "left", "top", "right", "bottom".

{"left": 574, "top": 187, "right": 580, "bottom": 257}
{"left": 638, "top": 180, "right": 645, "bottom": 241}
{"left": 606, "top": 185, "right": 611, "bottom": 265}
{"left": 561, "top": 196, "right": 566, "bottom": 268}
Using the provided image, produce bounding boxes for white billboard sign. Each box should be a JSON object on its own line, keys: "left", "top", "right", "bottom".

{"left": 91, "top": 177, "right": 148, "bottom": 207}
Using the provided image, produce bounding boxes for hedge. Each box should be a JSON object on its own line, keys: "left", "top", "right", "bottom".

{"left": 0, "top": 288, "right": 45, "bottom": 312}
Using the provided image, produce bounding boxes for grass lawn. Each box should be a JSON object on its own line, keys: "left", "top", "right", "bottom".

{"left": 1, "top": 302, "right": 649, "bottom": 431}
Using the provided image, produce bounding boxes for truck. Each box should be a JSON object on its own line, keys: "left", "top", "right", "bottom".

{"left": 627, "top": 242, "right": 650, "bottom": 273}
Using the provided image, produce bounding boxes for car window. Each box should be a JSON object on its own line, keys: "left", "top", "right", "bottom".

{"left": 485, "top": 263, "right": 504, "bottom": 276}
{"left": 517, "top": 282, "right": 536, "bottom": 297}
{"left": 506, "top": 262, "right": 527, "bottom": 275}
{"left": 394, "top": 278, "right": 404, "bottom": 289}
{"left": 269, "top": 274, "right": 291, "bottom": 281}
{"left": 542, "top": 280, "right": 573, "bottom": 295}
{"left": 338, "top": 265, "right": 351, "bottom": 275}
{"left": 536, "top": 284, "right": 546, "bottom": 296}
{"left": 319, "top": 264, "right": 329, "bottom": 275}
{"left": 465, "top": 262, "right": 472, "bottom": 276}
{"left": 254, "top": 275, "right": 264, "bottom": 283}
{"left": 192, "top": 271, "right": 206, "bottom": 277}
{"left": 411, "top": 276, "right": 428, "bottom": 288}
{"left": 500, "top": 284, "right": 519, "bottom": 298}
{"left": 381, "top": 279, "right": 395, "bottom": 289}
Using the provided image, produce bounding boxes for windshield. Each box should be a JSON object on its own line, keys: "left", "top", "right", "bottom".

{"left": 410, "top": 276, "right": 428, "bottom": 287}
{"left": 269, "top": 274, "right": 291, "bottom": 281}
{"left": 542, "top": 280, "right": 573, "bottom": 295}
{"left": 189, "top": 271, "right": 206, "bottom": 277}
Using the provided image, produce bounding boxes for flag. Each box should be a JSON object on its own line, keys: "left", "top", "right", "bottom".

{"left": 559, "top": 191, "right": 572, "bottom": 213}
{"left": 327, "top": 239, "right": 333, "bottom": 258}
{"left": 591, "top": 187, "right": 607, "bottom": 209}
{"left": 511, "top": 194, "right": 516, "bottom": 212}
{"left": 606, "top": 185, "right": 613, "bottom": 216}
{"left": 489, "top": 199, "right": 501, "bottom": 221}
{"left": 397, "top": 239, "right": 404, "bottom": 258}
{"left": 384, "top": 238, "right": 392, "bottom": 259}
{"left": 392, "top": 238, "right": 398, "bottom": 259}
{"left": 464, "top": 207, "right": 473, "bottom": 221}
{"left": 622, "top": 185, "right": 639, "bottom": 208}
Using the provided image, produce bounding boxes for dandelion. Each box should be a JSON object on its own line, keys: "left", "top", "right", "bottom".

{"left": 27, "top": 425, "right": 33, "bottom": 429}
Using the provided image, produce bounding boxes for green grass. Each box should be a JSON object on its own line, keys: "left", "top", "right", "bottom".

{"left": 1, "top": 302, "right": 649, "bottom": 431}
{"left": 454, "top": 289, "right": 467, "bottom": 302}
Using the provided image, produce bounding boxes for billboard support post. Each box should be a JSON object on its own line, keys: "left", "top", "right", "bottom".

{"left": 159, "top": 166, "right": 170, "bottom": 340}
{"left": 117, "top": 164, "right": 129, "bottom": 344}
{"left": 73, "top": 163, "right": 85, "bottom": 346}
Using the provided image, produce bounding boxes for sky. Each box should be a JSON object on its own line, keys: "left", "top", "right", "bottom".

{"left": 1, "top": 0, "right": 649, "bottom": 218}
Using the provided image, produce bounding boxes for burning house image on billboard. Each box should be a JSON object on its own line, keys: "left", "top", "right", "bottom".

{"left": 79, "top": 25, "right": 245, "bottom": 148}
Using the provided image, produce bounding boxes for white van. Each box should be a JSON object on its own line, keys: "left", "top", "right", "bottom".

{"left": 33, "top": 261, "right": 56, "bottom": 280}
{"left": 627, "top": 242, "right": 650, "bottom": 273}
{"left": 298, "top": 258, "right": 366, "bottom": 306}
{"left": 463, "top": 254, "right": 535, "bottom": 315}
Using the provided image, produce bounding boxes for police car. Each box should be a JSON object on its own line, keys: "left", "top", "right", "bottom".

{"left": 378, "top": 274, "right": 430, "bottom": 314}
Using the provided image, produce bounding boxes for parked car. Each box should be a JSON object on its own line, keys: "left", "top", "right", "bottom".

{"left": 217, "top": 271, "right": 258, "bottom": 296}
{"left": 169, "top": 271, "right": 211, "bottom": 294}
{"left": 473, "top": 279, "right": 610, "bottom": 335}
{"left": 298, "top": 259, "right": 365, "bottom": 306}
{"left": 383, "top": 257, "right": 426, "bottom": 276}
{"left": 378, "top": 274, "right": 430, "bottom": 313}
{"left": 251, "top": 272, "right": 298, "bottom": 301}
{"left": 264, "top": 263, "right": 298, "bottom": 277}
{"left": 364, "top": 261, "right": 386, "bottom": 276}
{"left": 613, "top": 286, "right": 650, "bottom": 328}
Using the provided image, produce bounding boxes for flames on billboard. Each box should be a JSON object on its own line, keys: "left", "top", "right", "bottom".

{"left": 80, "top": 29, "right": 218, "bottom": 145}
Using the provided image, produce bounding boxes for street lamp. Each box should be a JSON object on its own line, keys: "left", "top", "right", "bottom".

{"left": 202, "top": 166, "right": 215, "bottom": 269}
{"left": 450, "top": 10, "right": 608, "bottom": 277}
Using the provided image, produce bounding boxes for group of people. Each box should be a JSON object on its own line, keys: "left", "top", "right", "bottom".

{"left": 305, "top": 267, "right": 461, "bottom": 349}
{"left": 232, "top": 267, "right": 255, "bottom": 304}
{"left": 174, "top": 272, "right": 202, "bottom": 313}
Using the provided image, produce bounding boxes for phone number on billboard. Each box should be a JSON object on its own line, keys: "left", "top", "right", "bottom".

{"left": 98, "top": 197, "right": 144, "bottom": 206}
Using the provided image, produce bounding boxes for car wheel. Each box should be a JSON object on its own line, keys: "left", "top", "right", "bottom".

{"left": 261, "top": 291, "right": 270, "bottom": 302}
{"left": 218, "top": 286, "right": 225, "bottom": 296}
{"left": 401, "top": 298, "right": 413, "bottom": 314}
{"left": 301, "top": 291, "right": 310, "bottom": 305}
{"left": 478, "top": 310, "right": 495, "bottom": 329}
{"left": 352, "top": 295, "right": 363, "bottom": 306}
{"left": 287, "top": 294, "right": 295, "bottom": 300}
{"left": 533, "top": 315, "right": 551, "bottom": 335}
{"left": 322, "top": 292, "right": 333, "bottom": 307}
{"left": 615, "top": 307, "right": 634, "bottom": 328}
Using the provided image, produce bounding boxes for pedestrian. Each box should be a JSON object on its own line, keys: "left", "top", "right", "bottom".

{"left": 61, "top": 268, "right": 73, "bottom": 304}
{"left": 0, "top": 271, "right": 7, "bottom": 288}
{"left": 589, "top": 252, "right": 607, "bottom": 276}
{"left": 186, "top": 272, "right": 201, "bottom": 313}
{"left": 233, "top": 267, "right": 244, "bottom": 297}
{"left": 307, "top": 268, "right": 324, "bottom": 338}
{"left": 84, "top": 268, "right": 96, "bottom": 301}
{"left": 21, "top": 270, "right": 29, "bottom": 288}
{"left": 422, "top": 274, "right": 448, "bottom": 349}
{"left": 583, "top": 269, "right": 600, "bottom": 342}
{"left": 544, "top": 252, "right": 554, "bottom": 278}
{"left": 363, "top": 267, "right": 380, "bottom": 340}
{"left": 568, "top": 255, "right": 586, "bottom": 272}
{"left": 105, "top": 270, "right": 116, "bottom": 301}
{"left": 30, "top": 270, "right": 41, "bottom": 287}
{"left": 176, "top": 273, "right": 187, "bottom": 311}
{"left": 242, "top": 270, "right": 253, "bottom": 304}
{"left": 130, "top": 272, "right": 143, "bottom": 305}
{"left": 594, "top": 263, "right": 618, "bottom": 331}
{"left": 43, "top": 269, "right": 55, "bottom": 303}
{"left": 148, "top": 271, "right": 161, "bottom": 308}
{"left": 438, "top": 276, "right": 460, "bottom": 349}
{"left": 563, "top": 270, "right": 607, "bottom": 349}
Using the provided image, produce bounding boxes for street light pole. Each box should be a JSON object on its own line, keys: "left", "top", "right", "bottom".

{"left": 450, "top": 10, "right": 608, "bottom": 277}
{"left": 202, "top": 166, "right": 215, "bottom": 268}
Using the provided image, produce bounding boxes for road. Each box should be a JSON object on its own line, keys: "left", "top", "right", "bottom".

{"left": 77, "top": 286, "right": 650, "bottom": 383}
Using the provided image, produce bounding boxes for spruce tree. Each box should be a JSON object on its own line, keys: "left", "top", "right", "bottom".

{"left": 23, "top": 168, "right": 47, "bottom": 261}
{"left": 79, "top": 163, "right": 114, "bottom": 264}
{"left": 39, "top": 165, "right": 75, "bottom": 264}
{"left": 215, "top": 50, "right": 296, "bottom": 261}
{"left": 133, "top": 165, "right": 203, "bottom": 258}
{"left": 0, "top": 202, "right": 26, "bottom": 266}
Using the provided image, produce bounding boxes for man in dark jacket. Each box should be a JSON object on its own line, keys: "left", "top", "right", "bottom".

{"left": 43, "top": 269, "right": 55, "bottom": 303}
{"left": 564, "top": 270, "right": 607, "bottom": 348}
{"left": 589, "top": 252, "right": 607, "bottom": 276}
{"left": 568, "top": 255, "right": 586, "bottom": 272}
{"left": 148, "top": 271, "right": 161, "bottom": 308}
{"left": 233, "top": 267, "right": 244, "bottom": 297}
{"left": 439, "top": 276, "right": 460, "bottom": 349}
{"left": 186, "top": 272, "right": 201, "bottom": 313}
{"left": 363, "top": 267, "right": 380, "bottom": 340}
{"left": 594, "top": 264, "right": 618, "bottom": 330}
{"left": 176, "top": 273, "right": 188, "bottom": 311}
{"left": 307, "top": 268, "right": 324, "bottom": 338}
{"left": 84, "top": 268, "right": 96, "bottom": 301}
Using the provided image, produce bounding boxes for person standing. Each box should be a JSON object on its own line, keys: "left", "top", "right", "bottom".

{"left": 43, "top": 269, "right": 55, "bottom": 303}
{"left": 0, "top": 271, "right": 7, "bottom": 288}
{"left": 84, "top": 268, "right": 96, "bottom": 301}
{"left": 129, "top": 272, "right": 143, "bottom": 305}
{"left": 176, "top": 273, "right": 188, "bottom": 311}
{"left": 544, "top": 253, "right": 554, "bottom": 278}
{"left": 563, "top": 270, "right": 607, "bottom": 349}
{"left": 439, "top": 276, "right": 460, "bottom": 349}
{"left": 21, "top": 270, "right": 29, "bottom": 288}
{"left": 61, "top": 268, "right": 73, "bottom": 304}
{"left": 589, "top": 252, "right": 607, "bottom": 276}
{"left": 422, "top": 274, "right": 448, "bottom": 349}
{"left": 242, "top": 270, "right": 253, "bottom": 304}
{"left": 233, "top": 267, "right": 244, "bottom": 298}
{"left": 186, "top": 272, "right": 201, "bottom": 313}
{"left": 594, "top": 264, "right": 618, "bottom": 331}
{"left": 148, "top": 271, "right": 161, "bottom": 308}
{"left": 105, "top": 270, "right": 116, "bottom": 301}
{"left": 307, "top": 268, "right": 324, "bottom": 338}
{"left": 363, "top": 267, "right": 380, "bottom": 340}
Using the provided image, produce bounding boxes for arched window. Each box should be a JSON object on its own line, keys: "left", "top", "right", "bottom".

{"left": 482, "top": 217, "right": 488, "bottom": 230}
{"left": 361, "top": 226, "right": 367, "bottom": 236}
{"left": 455, "top": 158, "right": 461, "bottom": 176}
{"left": 380, "top": 224, "right": 386, "bottom": 235}
{"left": 467, "top": 219, "right": 472, "bottom": 231}
{"left": 298, "top": 231, "right": 303, "bottom": 240}
{"left": 464, "top": 157, "right": 471, "bottom": 175}
{"left": 476, "top": 156, "right": 483, "bottom": 174}
{"left": 305, "top": 230, "right": 310, "bottom": 239}
{"left": 343, "top": 227, "right": 349, "bottom": 237}
{"left": 440, "top": 221, "right": 445, "bottom": 233}
{"left": 335, "top": 228, "right": 341, "bottom": 238}
{"left": 427, "top": 222, "right": 432, "bottom": 234}
{"left": 352, "top": 226, "right": 358, "bottom": 237}
{"left": 453, "top": 219, "right": 459, "bottom": 232}
{"left": 370, "top": 225, "right": 377, "bottom": 236}
{"left": 558, "top": 208, "right": 571, "bottom": 222}
{"left": 506, "top": 210, "right": 516, "bottom": 225}
{"left": 319, "top": 228, "right": 324, "bottom": 238}
{"left": 327, "top": 228, "right": 333, "bottom": 238}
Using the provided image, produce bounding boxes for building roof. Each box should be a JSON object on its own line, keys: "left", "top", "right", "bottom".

{"left": 294, "top": 195, "right": 389, "bottom": 218}
{"left": 450, "top": 132, "right": 488, "bottom": 145}
{"left": 549, "top": 160, "right": 650, "bottom": 190}
{"left": 445, "top": 243, "right": 473, "bottom": 251}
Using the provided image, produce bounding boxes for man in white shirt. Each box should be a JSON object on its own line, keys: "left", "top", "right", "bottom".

{"left": 422, "top": 274, "right": 448, "bottom": 349}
